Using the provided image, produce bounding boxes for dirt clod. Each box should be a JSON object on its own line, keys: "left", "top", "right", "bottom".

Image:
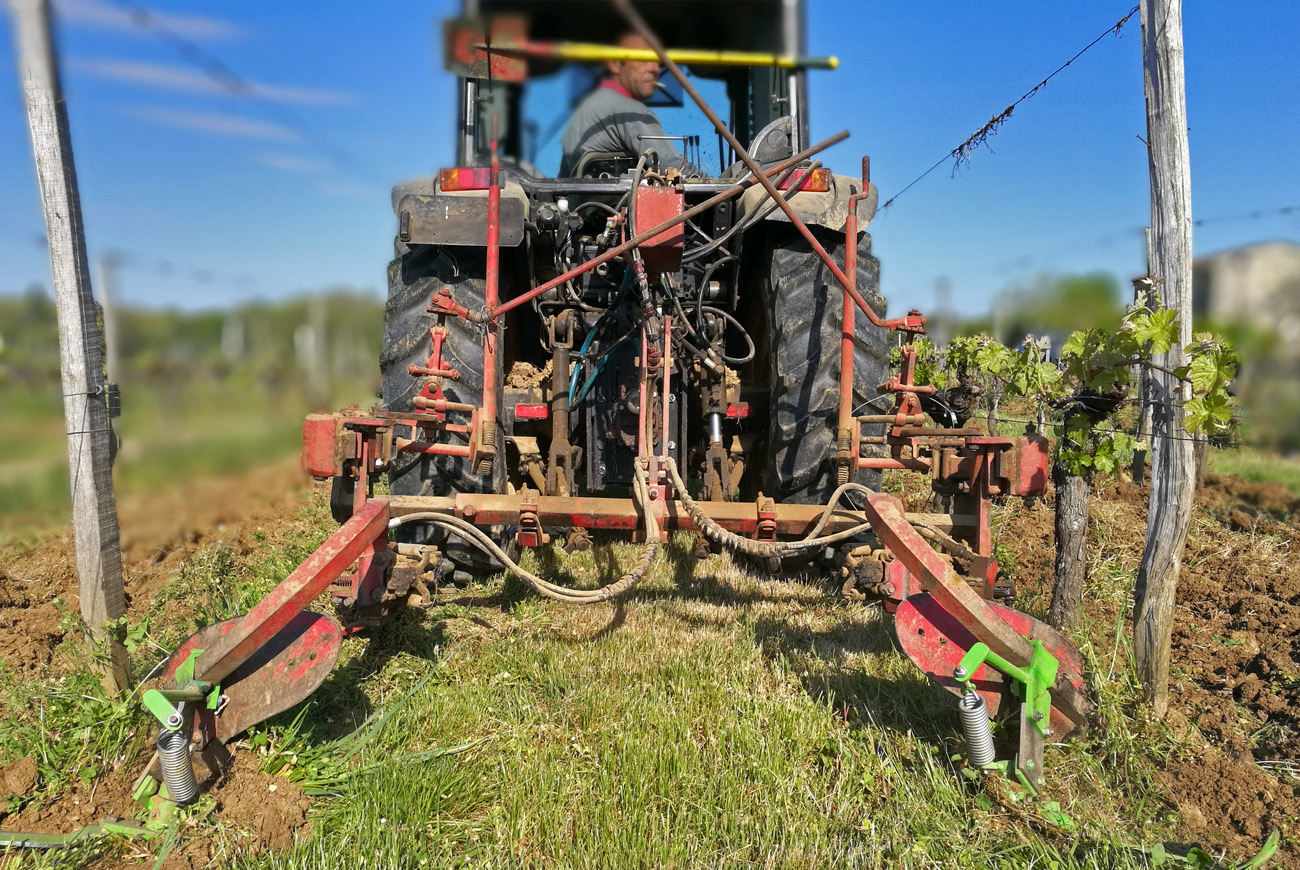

{"left": 0, "top": 756, "right": 38, "bottom": 811}
{"left": 506, "top": 359, "right": 552, "bottom": 389}
{"left": 214, "top": 770, "right": 312, "bottom": 852}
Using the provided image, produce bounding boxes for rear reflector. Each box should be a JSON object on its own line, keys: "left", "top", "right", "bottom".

{"left": 439, "top": 167, "right": 492, "bottom": 191}
{"left": 777, "top": 167, "right": 831, "bottom": 193}
{"left": 515, "top": 404, "right": 549, "bottom": 420}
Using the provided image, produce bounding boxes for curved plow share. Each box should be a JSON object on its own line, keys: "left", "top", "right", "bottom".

{"left": 131, "top": 499, "right": 390, "bottom": 809}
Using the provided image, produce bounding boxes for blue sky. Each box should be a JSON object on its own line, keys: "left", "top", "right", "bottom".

{"left": 2, "top": 1, "right": 1297, "bottom": 318}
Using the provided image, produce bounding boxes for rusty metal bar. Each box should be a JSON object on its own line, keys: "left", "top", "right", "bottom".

{"left": 859, "top": 456, "right": 931, "bottom": 472}
{"left": 412, "top": 397, "right": 477, "bottom": 413}
{"left": 479, "top": 143, "right": 502, "bottom": 465}
{"left": 859, "top": 414, "right": 927, "bottom": 425}
{"left": 489, "top": 131, "right": 848, "bottom": 320}
{"left": 612, "top": 0, "right": 917, "bottom": 333}
{"left": 387, "top": 492, "right": 970, "bottom": 537}
{"left": 193, "top": 498, "right": 391, "bottom": 686}
{"left": 838, "top": 167, "right": 861, "bottom": 445}
{"left": 396, "top": 440, "right": 473, "bottom": 457}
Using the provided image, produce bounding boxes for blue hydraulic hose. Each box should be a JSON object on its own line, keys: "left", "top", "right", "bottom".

{"left": 568, "top": 268, "right": 632, "bottom": 406}
{"left": 573, "top": 332, "right": 633, "bottom": 407}
{"left": 569, "top": 324, "right": 601, "bottom": 405}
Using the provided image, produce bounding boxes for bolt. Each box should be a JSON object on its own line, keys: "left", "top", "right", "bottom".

{"left": 598, "top": 464, "right": 607, "bottom": 475}
{"left": 953, "top": 665, "right": 968, "bottom": 681}
{"left": 668, "top": 440, "right": 677, "bottom": 451}
{"left": 648, "top": 488, "right": 658, "bottom": 500}
{"left": 463, "top": 505, "right": 476, "bottom": 518}
{"left": 668, "top": 394, "right": 676, "bottom": 403}
{"left": 1033, "top": 711, "right": 1044, "bottom": 722}
{"left": 880, "top": 582, "right": 895, "bottom": 596}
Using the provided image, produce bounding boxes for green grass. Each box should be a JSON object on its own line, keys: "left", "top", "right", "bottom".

{"left": 1208, "top": 447, "right": 1300, "bottom": 497}
{"left": 7, "top": 481, "right": 1291, "bottom": 867}
{"left": 16, "top": 504, "right": 1190, "bottom": 870}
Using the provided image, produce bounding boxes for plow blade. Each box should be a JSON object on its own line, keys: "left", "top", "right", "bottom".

{"left": 162, "top": 611, "right": 342, "bottom": 742}
{"left": 895, "top": 593, "right": 1088, "bottom": 737}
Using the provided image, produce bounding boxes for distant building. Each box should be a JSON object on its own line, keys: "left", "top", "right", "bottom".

{"left": 1193, "top": 240, "right": 1300, "bottom": 345}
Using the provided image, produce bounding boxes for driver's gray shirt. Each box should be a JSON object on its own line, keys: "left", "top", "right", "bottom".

{"left": 560, "top": 84, "right": 700, "bottom": 177}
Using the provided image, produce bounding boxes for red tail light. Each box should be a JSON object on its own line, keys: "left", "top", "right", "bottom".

{"left": 439, "top": 167, "right": 492, "bottom": 191}
{"left": 777, "top": 166, "right": 831, "bottom": 193}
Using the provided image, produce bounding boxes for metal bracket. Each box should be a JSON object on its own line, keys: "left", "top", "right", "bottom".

{"left": 516, "top": 489, "right": 550, "bottom": 547}
{"left": 754, "top": 494, "right": 777, "bottom": 542}
{"left": 954, "top": 639, "right": 1059, "bottom": 788}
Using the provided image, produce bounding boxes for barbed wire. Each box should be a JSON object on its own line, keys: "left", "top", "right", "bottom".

{"left": 880, "top": 4, "right": 1140, "bottom": 213}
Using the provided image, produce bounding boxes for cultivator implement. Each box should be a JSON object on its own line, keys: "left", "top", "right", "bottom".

{"left": 122, "top": 0, "right": 1091, "bottom": 815}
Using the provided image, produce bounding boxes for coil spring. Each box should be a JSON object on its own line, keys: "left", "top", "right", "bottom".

{"left": 958, "top": 692, "right": 996, "bottom": 767}
{"left": 835, "top": 428, "right": 852, "bottom": 485}
{"left": 476, "top": 421, "right": 496, "bottom": 476}
{"left": 157, "top": 727, "right": 198, "bottom": 805}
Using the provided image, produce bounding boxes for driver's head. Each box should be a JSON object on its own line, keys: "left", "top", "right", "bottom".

{"left": 607, "top": 32, "right": 661, "bottom": 101}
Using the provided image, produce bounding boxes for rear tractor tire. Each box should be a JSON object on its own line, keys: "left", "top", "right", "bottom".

{"left": 380, "top": 244, "right": 506, "bottom": 581}
{"left": 761, "top": 227, "right": 891, "bottom": 507}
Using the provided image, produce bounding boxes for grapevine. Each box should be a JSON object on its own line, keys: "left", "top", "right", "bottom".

{"left": 907, "top": 301, "right": 1239, "bottom": 629}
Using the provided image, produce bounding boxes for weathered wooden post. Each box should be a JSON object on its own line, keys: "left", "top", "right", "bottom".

{"left": 10, "top": 0, "right": 127, "bottom": 693}
{"left": 1133, "top": 0, "right": 1195, "bottom": 717}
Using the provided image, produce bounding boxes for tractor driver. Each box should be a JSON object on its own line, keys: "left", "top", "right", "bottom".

{"left": 559, "top": 32, "right": 702, "bottom": 178}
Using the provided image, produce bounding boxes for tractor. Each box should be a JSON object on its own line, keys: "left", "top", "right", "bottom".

{"left": 128, "top": 0, "right": 1088, "bottom": 816}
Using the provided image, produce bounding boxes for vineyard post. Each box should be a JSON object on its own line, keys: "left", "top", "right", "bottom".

{"left": 1133, "top": 0, "right": 1195, "bottom": 717}
{"left": 10, "top": 0, "right": 128, "bottom": 693}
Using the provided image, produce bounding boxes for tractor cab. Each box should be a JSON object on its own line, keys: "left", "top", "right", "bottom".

{"left": 446, "top": 0, "right": 811, "bottom": 179}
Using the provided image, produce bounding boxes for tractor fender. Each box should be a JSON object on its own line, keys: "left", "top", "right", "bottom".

{"left": 733, "top": 173, "right": 877, "bottom": 234}
{"left": 390, "top": 176, "right": 529, "bottom": 247}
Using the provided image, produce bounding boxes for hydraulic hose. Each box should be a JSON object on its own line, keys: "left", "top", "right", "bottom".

{"left": 798, "top": 480, "right": 981, "bottom": 566}
{"left": 695, "top": 304, "right": 755, "bottom": 366}
{"left": 664, "top": 457, "right": 873, "bottom": 559}
{"left": 392, "top": 469, "right": 660, "bottom": 605}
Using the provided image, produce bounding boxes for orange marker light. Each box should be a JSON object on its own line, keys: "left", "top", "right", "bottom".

{"left": 776, "top": 167, "right": 831, "bottom": 193}
{"left": 439, "top": 167, "right": 493, "bottom": 191}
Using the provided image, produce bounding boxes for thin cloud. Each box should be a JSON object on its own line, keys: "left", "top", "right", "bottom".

{"left": 53, "top": 0, "right": 241, "bottom": 41}
{"left": 316, "top": 179, "right": 380, "bottom": 200}
{"left": 124, "top": 107, "right": 298, "bottom": 141}
{"left": 256, "top": 152, "right": 329, "bottom": 173}
{"left": 72, "top": 58, "right": 355, "bottom": 105}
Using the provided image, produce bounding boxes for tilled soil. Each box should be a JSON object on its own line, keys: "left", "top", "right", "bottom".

{"left": 2, "top": 754, "right": 311, "bottom": 866}
{"left": 211, "top": 766, "right": 313, "bottom": 852}
{"left": 5, "top": 763, "right": 139, "bottom": 834}
{"left": 1003, "top": 472, "right": 1299, "bottom": 863}
{"left": 0, "top": 459, "right": 312, "bottom": 672}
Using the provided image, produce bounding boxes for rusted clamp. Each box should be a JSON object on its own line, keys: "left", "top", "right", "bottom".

{"left": 429, "top": 287, "right": 489, "bottom": 324}
{"left": 754, "top": 494, "right": 777, "bottom": 543}
{"left": 408, "top": 325, "right": 462, "bottom": 381}
{"left": 516, "top": 489, "right": 549, "bottom": 548}
{"left": 878, "top": 379, "right": 938, "bottom": 396}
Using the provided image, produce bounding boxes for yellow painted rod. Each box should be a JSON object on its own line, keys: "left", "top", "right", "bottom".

{"left": 477, "top": 40, "right": 838, "bottom": 70}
